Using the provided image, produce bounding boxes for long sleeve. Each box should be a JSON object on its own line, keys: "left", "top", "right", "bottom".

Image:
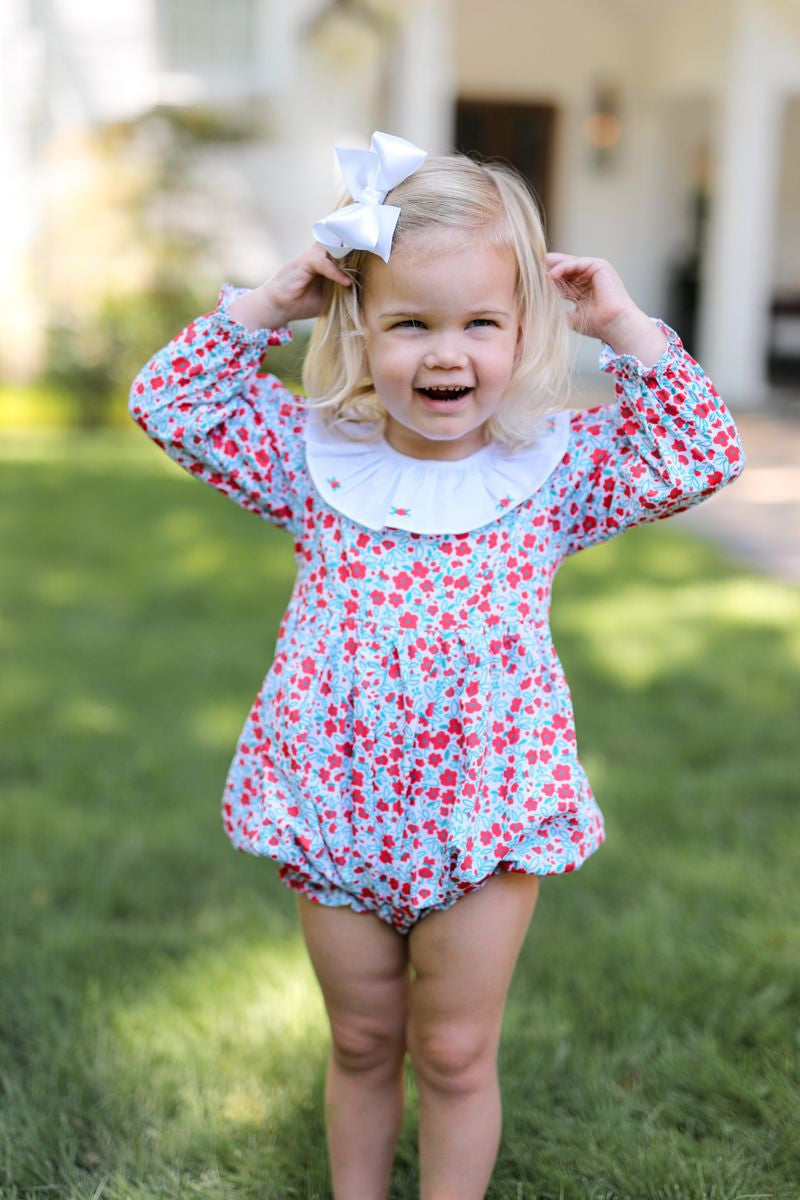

{"left": 128, "top": 283, "right": 307, "bottom": 536}
{"left": 555, "top": 318, "right": 746, "bottom": 559}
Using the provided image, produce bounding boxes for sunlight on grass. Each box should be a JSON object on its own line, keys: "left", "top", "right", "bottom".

{"left": 35, "top": 568, "right": 92, "bottom": 606}
{"left": 60, "top": 697, "right": 123, "bottom": 734}
{"left": 574, "top": 751, "right": 608, "bottom": 793}
{"left": 3, "top": 431, "right": 798, "bottom": 1197}
{"left": 557, "top": 585, "right": 709, "bottom": 688}
{"left": 109, "top": 934, "right": 327, "bottom": 1053}
{"left": 557, "top": 570, "right": 800, "bottom": 688}
{"left": 0, "top": 431, "right": 72, "bottom": 462}
{"left": 712, "top": 578, "right": 800, "bottom": 665}
{"left": 0, "top": 429, "right": 179, "bottom": 474}
{"left": 191, "top": 701, "right": 252, "bottom": 748}
{"left": 102, "top": 934, "right": 327, "bottom": 1138}
{"left": 158, "top": 508, "right": 218, "bottom": 548}
{"left": 711, "top": 577, "right": 800, "bottom": 625}
{"left": 0, "top": 385, "right": 73, "bottom": 431}
{"left": 169, "top": 541, "right": 233, "bottom": 583}
{"left": 154, "top": 499, "right": 296, "bottom": 587}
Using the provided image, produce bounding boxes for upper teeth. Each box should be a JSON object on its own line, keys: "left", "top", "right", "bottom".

{"left": 427, "top": 385, "right": 466, "bottom": 391}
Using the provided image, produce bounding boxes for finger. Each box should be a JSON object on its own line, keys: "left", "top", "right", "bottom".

{"left": 547, "top": 260, "right": 582, "bottom": 278}
{"left": 311, "top": 243, "right": 353, "bottom": 285}
{"left": 547, "top": 257, "right": 604, "bottom": 280}
{"left": 560, "top": 256, "right": 608, "bottom": 272}
{"left": 547, "top": 255, "right": 593, "bottom": 271}
{"left": 322, "top": 254, "right": 354, "bottom": 285}
{"left": 325, "top": 264, "right": 353, "bottom": 286}
{"left": 546, "top": 262, "right": 585, "bottom": 280}
{"left": 301, "top": 243, "right": 351, "bottom": 288}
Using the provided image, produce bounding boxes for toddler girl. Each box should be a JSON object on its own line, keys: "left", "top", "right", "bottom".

{"left": 129, "top": 131, "right": 745, "bottom": 1200}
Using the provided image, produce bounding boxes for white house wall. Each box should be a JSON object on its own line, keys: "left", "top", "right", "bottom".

{"left": 45, "top": 0, "right": 157, "bottom": 125}
{"left": 699, "top": 0, "right": 800, "bottom": 400}
{"left": 173, "top": 1, "right": 457, "bottom": 274}
{"left": 3, "top": 0, "right": 799, "bottom": 398}
{"left": 774, "top": 96, "right": 800, "bottom": 293}
{"left": 453, "top": 0, "right": 736, "bottom": 373}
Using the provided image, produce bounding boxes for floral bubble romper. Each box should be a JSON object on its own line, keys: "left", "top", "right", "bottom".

{"left": 130, "top": 285, "right": 746, "bottom": 934}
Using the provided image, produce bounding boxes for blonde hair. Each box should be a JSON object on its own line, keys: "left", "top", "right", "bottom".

{"left": 301, "top": 152, "right": 574, "bottom": 450}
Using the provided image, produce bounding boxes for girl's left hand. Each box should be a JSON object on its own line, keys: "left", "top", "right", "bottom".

{"left": 545, "top": 252, "right": 642, "bottom": 344}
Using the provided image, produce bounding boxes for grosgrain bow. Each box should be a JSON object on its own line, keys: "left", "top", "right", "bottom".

{"left": 312, "top": 131, "right": 427, "bottom": 263}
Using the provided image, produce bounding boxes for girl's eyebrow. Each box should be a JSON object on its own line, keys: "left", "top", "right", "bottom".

{"left": 380, "top": 308, "right": 512, "bottom": 318}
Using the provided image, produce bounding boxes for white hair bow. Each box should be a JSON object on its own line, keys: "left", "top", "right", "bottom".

{"left": 312, "top": 130, "right": 427, "bottom": 263}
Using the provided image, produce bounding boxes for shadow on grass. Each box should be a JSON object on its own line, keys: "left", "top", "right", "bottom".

{"left": 1, "top": 433, "right": 798, "bottom": 1197}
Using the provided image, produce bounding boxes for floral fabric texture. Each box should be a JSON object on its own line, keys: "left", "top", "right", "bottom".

{"left": 129, "top": 284, "right": 746, "bottom": 934}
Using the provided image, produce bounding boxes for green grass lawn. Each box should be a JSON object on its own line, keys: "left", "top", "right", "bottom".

{"left": 1, "top": 429, "right": 798, "bottom": 1200}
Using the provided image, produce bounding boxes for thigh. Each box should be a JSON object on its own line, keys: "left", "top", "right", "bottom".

{"left": 296, "top": 895, "right": 412, "bottom": 1053}
{"left": 406, "top": 873, "right": 540, "bottom": 1060}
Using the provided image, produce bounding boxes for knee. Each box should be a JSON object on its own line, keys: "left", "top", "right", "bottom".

{"left": 329, "top": 1015, "right": 406, "bottom": 1076}
{"left": 407, "top": 1020, "right": 498, "bottom": 1094}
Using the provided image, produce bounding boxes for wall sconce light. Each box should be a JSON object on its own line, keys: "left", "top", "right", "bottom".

{"left": 583, "top": 84, "right": 622, "bottom": 170}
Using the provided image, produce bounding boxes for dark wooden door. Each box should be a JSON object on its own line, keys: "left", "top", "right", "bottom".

{"left": 455, "top": 100, "right": 556, "bottom": 232}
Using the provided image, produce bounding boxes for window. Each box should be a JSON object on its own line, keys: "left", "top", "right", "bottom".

{"left": 156, "top": 0, "right": 259, "bottom": 98}
{"left": 456, "top": 100, "right": 556, "bottom": 232}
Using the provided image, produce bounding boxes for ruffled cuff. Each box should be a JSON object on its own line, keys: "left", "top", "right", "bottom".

{"left": 598, "top": 317, "right": 683, "bottom": 381}
{"left": 215, "top": 282, "right": 293, "bottom": 350}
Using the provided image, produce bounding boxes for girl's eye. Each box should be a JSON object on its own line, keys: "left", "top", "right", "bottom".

{"left": 391, "top": 318, "right": 497, "bottom": 329}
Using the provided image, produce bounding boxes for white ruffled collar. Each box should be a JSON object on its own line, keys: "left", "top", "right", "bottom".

{"left": 302, "top": 405, "right": 572, "bottom": 534}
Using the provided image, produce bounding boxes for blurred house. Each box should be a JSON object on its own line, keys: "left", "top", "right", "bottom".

{"left": 2, "top": 0, "right": 799, "bottom": 404}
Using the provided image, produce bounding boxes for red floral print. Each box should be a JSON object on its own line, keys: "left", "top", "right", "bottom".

{"left": 129, "top": 284, "right": 746, "bottom": 934}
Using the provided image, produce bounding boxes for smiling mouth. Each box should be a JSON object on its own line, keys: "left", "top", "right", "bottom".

{"left": 416, "top": 386, "right": 473, "bottom": 402}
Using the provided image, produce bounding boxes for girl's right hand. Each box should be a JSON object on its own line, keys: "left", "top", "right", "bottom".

{"left": 229, "top": 244, "right": 353, "bottom": 331}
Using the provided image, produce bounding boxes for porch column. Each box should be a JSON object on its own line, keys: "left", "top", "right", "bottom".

{"left": 383, "top": 0, "right": 455, "bottom": 154}
{"left": 699, "top": 0, "right": 797, "bottom": 406}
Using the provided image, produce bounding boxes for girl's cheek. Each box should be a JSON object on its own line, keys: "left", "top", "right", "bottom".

{"left": 381, "top": 351, "right": 412, "bottom": 383}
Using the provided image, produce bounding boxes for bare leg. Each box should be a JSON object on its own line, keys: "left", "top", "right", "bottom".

{"left": 406, "top": 873, "right": 541, "bottom": 1200}
{"left": 296, "top": 895, "right": 411, "bottom": 1200}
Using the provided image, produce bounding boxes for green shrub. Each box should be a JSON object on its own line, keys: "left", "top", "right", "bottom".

{"left": 41, "top": 284, "right": 207, "bottom": 430}
{"left": 35, "top": 291, "right": 311, "bottom": 431}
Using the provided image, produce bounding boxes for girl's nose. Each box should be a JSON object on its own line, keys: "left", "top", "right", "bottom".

{"left": 423, "top": 335, "right": 468, "bottom": 369}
